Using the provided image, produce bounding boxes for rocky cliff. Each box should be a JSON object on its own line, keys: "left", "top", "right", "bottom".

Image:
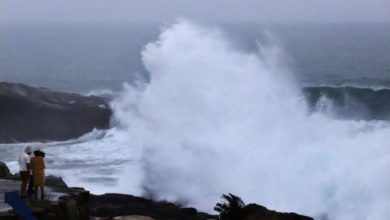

{"left": 0, "top": 82, "right": 111, "bottom": 143}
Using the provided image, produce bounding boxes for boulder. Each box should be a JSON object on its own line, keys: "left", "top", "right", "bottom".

{"left": 242, "top": 204, "right": 314, "bottom": 220}
{"left": 45, "top": 175, "right": 68, "bottom": 188}
{"left": 0, "top": 161, "right": 12, "bottom": 178}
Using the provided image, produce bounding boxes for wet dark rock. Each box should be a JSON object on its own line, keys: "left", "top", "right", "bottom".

{"left": 1, "top": 163, "right": 314, "bottom": 220}
{"left": 243, "top": 204, "right": 314, "bottom": 220}
{"left": 0, "top": 211, "right": 18, "bottom": 220}
{"left": 1, "top": 162, "right": 89, "bottom": 220}
{"left": 89, "top": 193, "right": 217, "bottom": 220}
{"left": 0, "top": 82, "right": 111, "bottom": 143}
{"left": 181, "top": 207, "right": 198, "bottom": 216}
{"left": 45, "top": 175, "right": 68, "bottom": 188}
{"left": 214, "top": 194, "right": 314, "bottom": 220}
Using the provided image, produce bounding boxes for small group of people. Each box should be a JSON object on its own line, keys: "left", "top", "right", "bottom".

{"left": 18, "top": 146, "right": 46, "bottom": 199}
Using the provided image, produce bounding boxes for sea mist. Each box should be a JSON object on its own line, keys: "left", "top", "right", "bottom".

{"left": 108, "top": 20, "right": 390, "bottom": 220}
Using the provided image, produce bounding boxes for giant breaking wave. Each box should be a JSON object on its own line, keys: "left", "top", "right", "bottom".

{"left": 105, "top": 21, "right": 390, "bottom": 220}
{"left": 4, "top": 20, "right": 388, "bottom": 220}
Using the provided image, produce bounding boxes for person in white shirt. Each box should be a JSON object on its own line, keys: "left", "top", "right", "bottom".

{"left": 18, "top": 146, "right": 32, "bottom": 197}
{"left": 27, "top": 151, "right": 35, "bottom": 196}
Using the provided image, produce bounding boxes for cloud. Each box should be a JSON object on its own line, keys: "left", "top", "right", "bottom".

{"left": 1, "top": 0, "right": 389, "bottom": 24}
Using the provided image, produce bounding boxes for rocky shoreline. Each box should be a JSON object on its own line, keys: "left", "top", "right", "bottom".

{"left": 2, "top": 81, "right": 389, "bottom": 144}
{"left": 0, "top": 161, "right": 314, "bottom": 220}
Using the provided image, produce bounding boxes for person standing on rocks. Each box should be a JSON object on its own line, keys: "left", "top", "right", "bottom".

{"left": 18, "top": 146, "right": 32, "bottom": 198}
{"left": 31, "top": 150, "right": 46, "bottom": 198}
{"left": 27, "top": 150, "right": 35, "bottom": 196}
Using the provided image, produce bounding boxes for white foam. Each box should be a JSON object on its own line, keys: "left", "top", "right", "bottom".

{"left": 1, "top": 20, "right": 388, "bottom": 220}
{"left": 108, "top": 20, "right": 390, "bottom": 219}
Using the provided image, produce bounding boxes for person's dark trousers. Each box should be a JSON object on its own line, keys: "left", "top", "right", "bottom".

{"left": 27, "top": 174, "right": 35, "bottom": 196}
{"left": 19, "top": 171, "right": 29, "bottom": 197}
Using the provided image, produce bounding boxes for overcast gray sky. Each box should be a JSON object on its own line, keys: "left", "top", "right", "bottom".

{"left": 1, "top": 0, "right": 390, "bottom": 24}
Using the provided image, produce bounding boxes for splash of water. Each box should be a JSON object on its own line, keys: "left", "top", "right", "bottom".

{"left": 0, "top": 20, "right": 387, "bottom": 220}
{"left": 96, "top": 20, "right": 390, "bottom": 219}
{"left": 107, "top": 20, "right": 390, "bottom": 219}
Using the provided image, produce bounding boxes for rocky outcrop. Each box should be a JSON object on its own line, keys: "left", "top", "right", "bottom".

{"left": 27, "top": 187, "right": 89, "bottom": 220}
{"left": 89, "top": 193, "right": 216, "bottom": 220}
{"left": 214, "top": 194, "right": 313, "bottom": 220}
{"left": 45, "top": 175, "right": 68, "bottom": 188}
{"left": 0, "top": 161, "right": 12, "bottom": 178}
{"left": 0, "top": 162, "right": 315, "bottom": 220}
{"left": 242, "top": 204, "right": 313, "bottom": 220}
{"left": 303, "top": 86, "right": 390, "bottom": 120}
{"left": 0, "top": 179, "right": 89, "bottom": 220}
{"left": 0, "top": 82, "right": 111, "bottom": 143}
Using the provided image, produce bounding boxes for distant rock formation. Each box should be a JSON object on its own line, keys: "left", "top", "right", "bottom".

{"left": 303, "top": 86, "right": 390, "bottom": 120}
{"left": 0, "top": 82, "right": 111, "bottom": 143}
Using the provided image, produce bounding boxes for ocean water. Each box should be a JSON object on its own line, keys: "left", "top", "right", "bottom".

{"left": 1, "top": 22, "right": 389, "bottom": 92}
{"left": 1, "top": 21, "right": 390, "bottom": 220}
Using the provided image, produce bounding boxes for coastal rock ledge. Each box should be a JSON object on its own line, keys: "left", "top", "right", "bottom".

{"left": 0, "top": 82, "right": 111, "bottom": 143}
{"left": 0, "top": 162, "right": 314, "bottom": 220}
